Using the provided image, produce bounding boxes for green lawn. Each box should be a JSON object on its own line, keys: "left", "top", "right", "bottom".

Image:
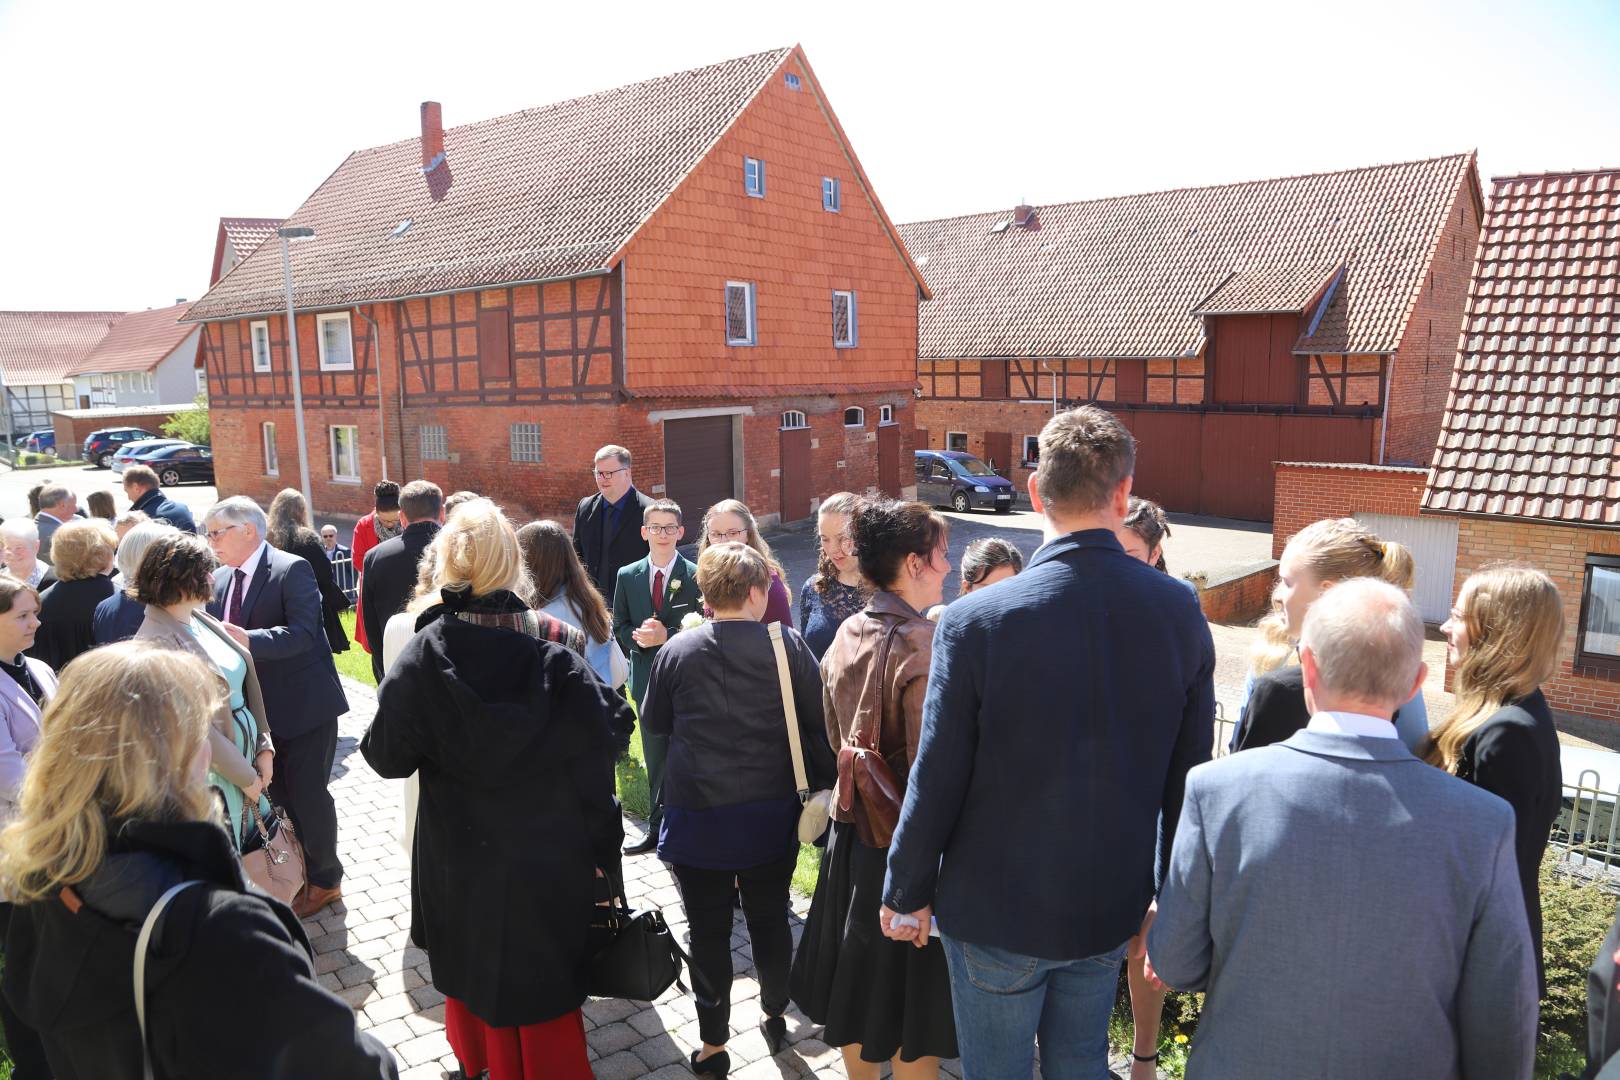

{"left": 333, "top": 610, "right": 376, "bottom": 688}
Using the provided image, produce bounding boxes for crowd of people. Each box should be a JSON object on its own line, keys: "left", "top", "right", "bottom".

{"left": 0, "top": 406, "right": 1600, "bottom": 1079}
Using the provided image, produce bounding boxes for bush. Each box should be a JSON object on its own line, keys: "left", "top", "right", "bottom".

{"left": 161, "top": 395, "right": 210, "bottom": 445}
{"left": 1541, "top": 853, "right": 1617, "bottom": 1053}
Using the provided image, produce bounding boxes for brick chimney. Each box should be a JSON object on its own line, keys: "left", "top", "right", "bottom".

{"left": 1014, "top": 203, "right": 1038, "bottom": 228}
{"left": 420, "top": 101, "right": 444, "bottom": 172}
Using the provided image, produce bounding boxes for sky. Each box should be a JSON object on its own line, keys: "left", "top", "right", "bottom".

{"left": 1, "top": 0, "right": 1616, "bottom": 312}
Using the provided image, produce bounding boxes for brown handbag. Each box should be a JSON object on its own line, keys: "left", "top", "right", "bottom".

{"left": 240, "top": 801, "right": 306, "bottom": 906}
{"left": 836, "top": 619, "right": 906, "bottom": 848}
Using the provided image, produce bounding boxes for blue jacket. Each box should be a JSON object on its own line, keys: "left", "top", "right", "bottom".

{"left": 130, "top": 487, "right": 197, "bottom": 534}
{"left": 883, "top": 529, "right": 1215, "bottom": 961}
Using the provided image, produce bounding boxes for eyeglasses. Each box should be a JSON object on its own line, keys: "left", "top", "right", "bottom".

{"left": 645, "top": 524, "right": 682, "bottom": 537}
{"left": 709, "top": 528, "right": 748, "bottom": 543}
{"left": 594, "top": 467, "right": 628, "bottom": 482}
{"left": 204, "top": 523, "right": 242, "bottom": 541}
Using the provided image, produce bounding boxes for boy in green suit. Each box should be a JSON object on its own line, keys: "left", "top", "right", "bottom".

{"left": 613, "top": 499, "right": 701, "bottom": 854}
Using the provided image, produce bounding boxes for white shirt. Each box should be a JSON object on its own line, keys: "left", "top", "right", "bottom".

{"left": 36, "top": 511, "right": 67, "bottom": 526}
{"left": 1306, "top": 710, "right": 1401, "bottom": 740}
{"left": 224, "top": 541, "right": 269, "bottom": 619}
{"left": 648, "top": 552, "right": 678, "bottom": 603}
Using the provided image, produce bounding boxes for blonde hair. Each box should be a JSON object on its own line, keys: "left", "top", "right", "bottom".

{"left": 407, "top": 498, "right": 528, "bottom": 613}
{"left": 48, "top": 519, "right": 118, "bottom": 582}
{"left": 1422, "top": 565, "right": 1563, "bottom": 770}
{"left": 0, "top": 643, "right": 218, "bottom": 902}
{"left": 696, "top": 542, "right": 769, "bottom": 612}
{"left": 1250, "top": 517, "right": 1416, "bottom": 675}
{"left": 700, "top": 499, "right": 785, "bottom": 586}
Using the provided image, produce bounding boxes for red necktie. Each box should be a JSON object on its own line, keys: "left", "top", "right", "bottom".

{"left": 652, "top": 569, "right": 665, "bottom": 613}
{"left": 227, "top": 568, "right": 247, "bottom": 625}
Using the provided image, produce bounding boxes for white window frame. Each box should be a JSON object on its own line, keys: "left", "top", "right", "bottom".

{"left": 1022, "top": 435, "right": 1040, "bottom": 465}
{"left": 329, "top": 424, "right": 361, "bottom": 482}
{"left": 263, "top": 422, "right": 279, "bottom": 476}
{"left": 725, "top": 281, "right": 757, "bottom": 346}
{"left": 832, "top": 290, "right": 858, "bottom": 349}
{"left": 316, "top": 312, "right": 355, "bottom": 371}
{"left": 744, "top": 156, "right": 766, "bottom": 198}
{"left": 509, "top": 422, "right": 543, "bottom": 463}
{"left": 784, "top": 72, "right": 802, "bottom": 91}
{"left": 781, "top": 410, "right": 808, "bottom": 430}
{"left": 195, "top": 367, "right": 207, "bottom": 395}
{"left": 843, "top": 406, "right": 865, "bottom": 428}
{"left": 250, "top": 320, "right": 272, "bottom": 372}
{"left": 823, "top": 177, "right": 841, "bottom": 213}
{"left": 879, "top": 404, "right": 895, "bottom": 425}
{"left": 946, "top": 431, "right": 969, "bottom": 452}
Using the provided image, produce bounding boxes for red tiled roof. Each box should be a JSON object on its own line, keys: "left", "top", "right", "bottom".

{"left": 1422, "top": 168, "right": 1620, "bottom": 526}
{"left": 185, "top": 49, "right": 796, "bottom": 322}
{"left": 0, "top": 310, "right": 121, "bottom": 385}
{"left": 68, "top": 303, "right": 195, "bottom": 376}
{"left": 222, "top": 218, "right": 281, "bottom": 257}
{"left": 900, "top": 154, "right": 1476, "bottom": 359}
{"left": 1191, "top": 258, "right": 1343, "bottom": 316}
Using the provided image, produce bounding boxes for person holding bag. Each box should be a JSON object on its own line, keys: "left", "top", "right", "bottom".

{"left": 790, "top": 498, "right": 958, "bottom": 1079}
{"left": 639, "top": 542, "right": 835, "bottom": 1077}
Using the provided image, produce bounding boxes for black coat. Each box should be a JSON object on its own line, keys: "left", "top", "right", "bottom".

{"left": 360, "top": 521, "right": 439, "bottom": 682}
{"left": 28, "top": 575, "right": 115, "bottom": 671}
{"left": 279, "top": 528, "right": 351, "bottom": 654}
{"left": 572, "top": 488, "right": 653, "bottom": 603}
{"left": 93, "top": 590, "right": 148, "bottom": 645}
{"left": 128, "top": 487, "right": 197, "bottom": 534}
{"left": 1235, "top": 665, "right": 1424, "bottom": 753}
{"left": 1, "top": 818, "right": 395, "bottom": 1080}
{"left": 361, "top": 592, "right": 634, "bottom": 1027}
{"left": 1455, "top": 689, "right": 1562, "bottom": 991}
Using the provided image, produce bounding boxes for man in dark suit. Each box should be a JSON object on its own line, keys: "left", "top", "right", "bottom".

{"left": 612, "top": 499, "right": 701, "bottom": 855}
{"left": 573, "top": 444, "right": 653, "bottom": 604}
{"left": 882, "top": 406, "right": 1215, "bottom": 1078}
{"left": 122, "top": 465, "right": 197, "bottom": 533}
{"left": 33, "top": 483, "right": 77, "bottom": 563}
{"left": 320, "top": 524, "right": 356, "bottom": 598}
{"left": 205, "top": 495, "right": 350, "bottom": 920}
{"left": 360, "top": 480, "right": 443, "bottom": 683}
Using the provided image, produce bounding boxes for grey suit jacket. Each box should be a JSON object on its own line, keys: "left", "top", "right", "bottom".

{"left": 33, "top": 512, "right": 64, "bottom": 564}
{"left": 1148, "top": 729, "right": 1537, "bottom": 1080}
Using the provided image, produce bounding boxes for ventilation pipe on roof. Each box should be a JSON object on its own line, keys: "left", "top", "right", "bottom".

{"left": 420, "top": 101, "right": 445, "bottom": 173}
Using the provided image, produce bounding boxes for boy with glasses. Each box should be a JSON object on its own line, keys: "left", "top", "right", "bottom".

{"left": 612, "top": 500, "right": 702, "bottom": 855}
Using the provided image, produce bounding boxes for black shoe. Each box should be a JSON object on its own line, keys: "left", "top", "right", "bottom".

{"left": 760, "top": 1015, "right": 787, "bottom": 1055}
{"left": 623, "top": 833, "right": 658, "bottom": 856}
{"left": 690, "top": 1048, "right": 730, "bottom": 1076}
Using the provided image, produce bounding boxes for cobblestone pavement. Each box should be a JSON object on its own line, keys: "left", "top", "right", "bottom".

{"left": 319, "top": 678, "right": 1157, "bottom": 1078}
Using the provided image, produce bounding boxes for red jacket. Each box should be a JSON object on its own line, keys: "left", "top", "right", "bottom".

{"left": 350, "top": 512, "right": 390, "bottom": 653}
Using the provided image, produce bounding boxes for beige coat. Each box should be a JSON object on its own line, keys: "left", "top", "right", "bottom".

{"left": 136, "top": 605, "right": 272, "bottom": 790}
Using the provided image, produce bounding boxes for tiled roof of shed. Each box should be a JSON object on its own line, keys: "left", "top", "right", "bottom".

{"left": 900, "top": 153, "right": 1475, "bottom": 359}
{"left": 0, "top": 310, "right": 121, "bottom": 385}
{"left": 68, "top": 303, "right": 194, "bottom": 376}
{"left": 1423, "top": 168, "right": 1620, "bottom": 526}
{"left": 186, "top": 49, "right": 796, "bottom": 321}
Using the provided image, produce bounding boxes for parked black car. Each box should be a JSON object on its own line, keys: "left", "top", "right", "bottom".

{"left": 83, "top": 426, "right": 158, "bottom": 468}
{"left": 914, "top": 449, "right": 1017, "bottom": 513}
{"left": 133, "top": 442, "right": 214, "bottom": 486}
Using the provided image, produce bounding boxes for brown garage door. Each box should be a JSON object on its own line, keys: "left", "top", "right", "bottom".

{"left": 663, "top": 416, "right": 735, "bottom": 522}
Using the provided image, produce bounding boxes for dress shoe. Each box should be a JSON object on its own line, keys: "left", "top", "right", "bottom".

{"left": 760, "top": 1015, "right": 787, "bottom": 1056}
{"left": 623, "top": 833, "right": 658, "bottom": 856}
{"left": 689, "top": 1048, "right": 729, "bottom": 1076}
{"left": 292, "top": 883, "right": 342, "bottom": 920}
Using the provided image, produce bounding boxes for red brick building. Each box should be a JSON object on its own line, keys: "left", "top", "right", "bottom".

{"left": 901, "top": 155, "right": 1482, "bottom": 520}
{"left": 1274, "top": 168, "right": 1620, "bottom": 720}
{"left": 184, "top": 48, "right": 926, "bottom": 525}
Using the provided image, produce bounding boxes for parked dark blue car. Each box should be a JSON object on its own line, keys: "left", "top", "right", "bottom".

{"left": 132, "top": 442, "right": 214, "bottom": 486}
{"left": 915, "top": 449, "right": 1017, "bottom": 513}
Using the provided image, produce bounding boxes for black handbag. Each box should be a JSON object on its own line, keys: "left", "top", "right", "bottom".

{"left": 587, "top": 902, "right": 690, "bottom": 1001}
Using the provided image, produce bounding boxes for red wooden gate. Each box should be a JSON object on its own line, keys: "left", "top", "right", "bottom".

{"left": 780, "top": 426, "right": 813, "bottom": 522}
{"left": 877, "top": 423, "right": 901, "bottom": 497}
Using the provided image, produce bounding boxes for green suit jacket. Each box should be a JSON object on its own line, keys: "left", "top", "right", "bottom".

{"left": 612, "top": 553, "right": 701, "bottom": 706}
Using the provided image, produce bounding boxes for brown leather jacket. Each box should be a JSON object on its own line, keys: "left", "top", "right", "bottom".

{"left": 820, "top": 590, "right": 935, "bottom": 840}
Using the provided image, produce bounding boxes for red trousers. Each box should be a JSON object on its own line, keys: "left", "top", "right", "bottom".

{"left": 444, "top": 998, "right": 592, "bottom": 1080}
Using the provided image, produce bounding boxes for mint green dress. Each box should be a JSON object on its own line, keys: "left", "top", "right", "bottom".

{"left": 190, "top": 620, "right": 272, "bottom": 850}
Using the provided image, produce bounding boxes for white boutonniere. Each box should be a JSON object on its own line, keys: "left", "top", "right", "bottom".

{"left": 667, "top": 579, "right": 683, "bottom": 597}
{"left": 680, "top": 611, "right": 706, "bottom": 631}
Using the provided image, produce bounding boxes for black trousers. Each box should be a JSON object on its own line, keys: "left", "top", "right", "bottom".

{"left": 270, "top": 719, "right": 342, "bottom": 890}
{"left": 672, "top": 851, "right": 797, "bottom": 1047}
{"left": 0, "top": 903, "right": 53, "bottom": 1079}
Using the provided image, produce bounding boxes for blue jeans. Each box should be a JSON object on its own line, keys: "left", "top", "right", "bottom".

{"left": 942, "top": 934, "right": 1127, "bottom": 1080}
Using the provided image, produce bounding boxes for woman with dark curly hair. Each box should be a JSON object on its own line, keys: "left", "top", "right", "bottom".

{"left": 791, "top": 498, "right": 957, "bottom": 1079}
{"left": 798, "top": 491, "right": 867, "bottom": 660}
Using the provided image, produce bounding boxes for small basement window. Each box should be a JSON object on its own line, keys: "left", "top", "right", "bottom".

{"left": 781, "top": 410, "right": 808, "bottom": 430}
{"left": 1578, "top": 555, "right": 1620, "bottom": 667}
{"left": 946, "top": 431, "right": 968, "bottom": 452}
{"left": 879, "top": 404, "right": 895, "bottom": 425}
{"left": 1023, "top": 435, "right": 1040, "bottom": 465}
{"left": 744, "top": 156, "right": 766, "bottom": 198}
{"left": 510, "top": 423, "right": 543, "bottom": 463}
{"left": 844, "top": 407, "right": 865, "bottom": 427}
{"left": 420, "top": 424, "right": 448, "bottom": 461}
{"left": 725, "top": 282, "right": 757, "bottom": 346}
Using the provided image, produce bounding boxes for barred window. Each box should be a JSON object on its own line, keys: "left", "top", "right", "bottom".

{"left": 420, "top": 424, "right": 448, "bottom": 461}
{"left": 510, "top": 422, "right": 542, "bottom": 463}
{"left": 832, "top": 290, "right": 857, "bottom": 348}
{"left": 725, "top": 282, "right": 756, "bottom": 345}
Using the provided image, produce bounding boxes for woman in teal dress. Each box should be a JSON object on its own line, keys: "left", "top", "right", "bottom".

{"left": 132, "top": 532, "right": 274, "bottom": 849}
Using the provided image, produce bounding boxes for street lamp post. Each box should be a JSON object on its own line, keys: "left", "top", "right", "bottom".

{"left": 278, "top": 226, "right": 315, "bottom": 512}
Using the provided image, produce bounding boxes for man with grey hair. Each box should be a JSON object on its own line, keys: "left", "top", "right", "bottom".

{"left": 1147, "top": 578, "right": 1537, "bottom": 1079}
{"left": 573, "top": 444, "right": 652, "bottom": 603}
{"left": 0, "top": 519, "right": 54, "bottom": 590}
{"left": 33, "top": 483, "right": 77, "bottom": 564}
{"left": 205, "top": 495, "right": 350, "bottom": 919}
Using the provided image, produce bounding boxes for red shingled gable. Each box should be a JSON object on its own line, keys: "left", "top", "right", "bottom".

{"left": 68, "top": 302, "right": 195, "bottom": 376}
{"left": 209, "top": 217, "right": 283, "bottom": 286}
{"left": 0, "top": 310, "right": 122, "bottom": 385}
{"left": 1423, "top": 167, "right": 1620, "bottom": 526}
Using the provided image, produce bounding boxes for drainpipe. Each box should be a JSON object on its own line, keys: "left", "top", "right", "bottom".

{"left": 356, "top": 306, "right": 388, "bottom": 480}
{"left": 1377, "top": 356, "right": 1391, "bottom": 465}
{"left": 1040, "top": 360, "right": 1058, "bottom": 416}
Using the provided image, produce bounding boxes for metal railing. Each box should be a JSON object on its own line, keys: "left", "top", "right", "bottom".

{"left": 1555, "top": 767, "right": 1620, "bottom": 880}
{"left": 327, "top": 552, "right": 358, "bottom": 602}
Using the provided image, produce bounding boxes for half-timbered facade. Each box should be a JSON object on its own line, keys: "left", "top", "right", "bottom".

{"left": 185, "top": 47, "right": 926, "bottom": 524}
{"left": 901, "top": 155, "right": 1482, "bottom": 520}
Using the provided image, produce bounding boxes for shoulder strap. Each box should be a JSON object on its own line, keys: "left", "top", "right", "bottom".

{"left": 135, "top": 880, "right": 203, "bottom": 1080}
{"left": 768, "top": 623, "right": 809, "bottom": 799}
{"left": 851, "top": 618, "right": 906, "bottom": 751}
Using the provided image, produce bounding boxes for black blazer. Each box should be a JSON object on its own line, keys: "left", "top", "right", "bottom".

{"left": 1235, "top": 665, "right": 1421, "bottom": 753}
{"left": 360, "top": 521, "right": 440, "bottom": 682}
{"left": 1455, "top": 689, "right": 1562, "bottom": 991}
{"left": 209, "top": 545, "right": 348, "bottom": 740}
{"left": 280, "top": 528, "right": 351, "bottom": 654}
{"left": 572, "top": 488, "right": 653, "bottom": 602}
{"left": 28, "top": 575, "right": 115, "bottom": 671}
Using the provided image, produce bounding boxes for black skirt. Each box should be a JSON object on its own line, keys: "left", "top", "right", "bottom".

{"left": 789, "top": 820, "right": 958, "bottom": 1063}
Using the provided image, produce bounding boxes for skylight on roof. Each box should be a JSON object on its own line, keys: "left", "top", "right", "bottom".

{"left": 389, "top": 219, "right": 413, "bottom": 239}
{"left": 990, "top": 220, "right": 1012, "bottom": 233}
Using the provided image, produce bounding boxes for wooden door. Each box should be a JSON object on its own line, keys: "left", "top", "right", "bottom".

{"left": 779, "top": 426, "right": 812, "bottom": 522}
{"left": 877, "top": 422, "right": 901, "bottom": 496}
{"left": 983, "top": 431, "right": 1013, "bottom": 475}
{"left": 980, "top": 360, "right": 1008, "bottom": 400}
{"left": 663, "top": 416, "right": 735, "bottom": 521}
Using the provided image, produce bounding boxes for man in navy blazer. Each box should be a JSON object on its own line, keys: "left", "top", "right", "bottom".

{"left": 206, "top": 496, "right": 350, "bottom": 920}
{"left": 882, "top": 406, "right": 1215, "bottom": 1078}
{"left": 573, "top": 445, "right": 653, "bottom": 605}
{"left": 1147, "top": 579, "right": 1537, "bottom": 1079}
